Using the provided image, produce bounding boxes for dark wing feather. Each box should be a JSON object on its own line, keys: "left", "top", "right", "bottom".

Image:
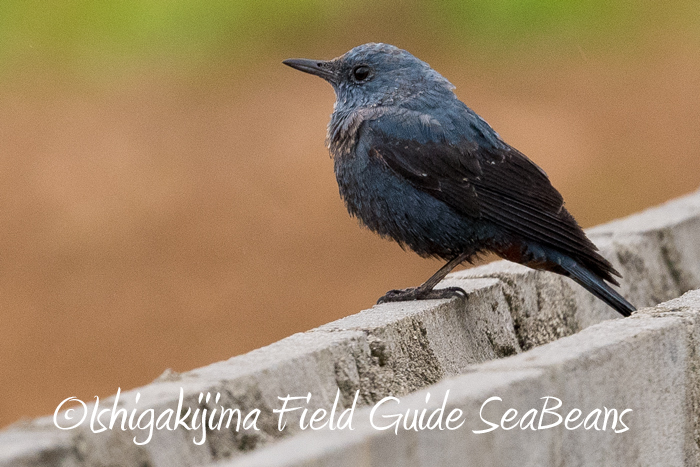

{"left": 364, "top": 112, "right": 620, "bottom": 283}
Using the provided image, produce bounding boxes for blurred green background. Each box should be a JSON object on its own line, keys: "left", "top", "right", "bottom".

{"left": 1, "top": 1, "right": 699, "bottom": 427}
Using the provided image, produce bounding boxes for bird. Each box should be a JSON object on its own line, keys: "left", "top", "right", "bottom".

{"left": 283, "top": 43, "right": 635, "bottom": 317}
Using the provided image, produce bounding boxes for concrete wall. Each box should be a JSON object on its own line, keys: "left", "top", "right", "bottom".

{"left": 2, "top": 189, "right": 700, "bottom": 467}
{"left": 229, "top": 290, "right": 700, "bottom": 467}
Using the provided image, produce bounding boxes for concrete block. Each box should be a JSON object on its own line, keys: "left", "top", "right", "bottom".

{"left": 319, "top": 278, "right": 521, "bottom": 378}
{"left": 225, "top": 290, "right": 700, "bottom": 467}
{"left": 0, "top": 429, "right": 80, "bottom": 467}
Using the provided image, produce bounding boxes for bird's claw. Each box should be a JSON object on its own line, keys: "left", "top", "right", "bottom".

{"left": 376, "top": 286, "right": 466, "bottom": 304}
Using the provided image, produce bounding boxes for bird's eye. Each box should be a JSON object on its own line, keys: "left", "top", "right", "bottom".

{"left": 352, "top": 65, "right": 371, "bottom": 82}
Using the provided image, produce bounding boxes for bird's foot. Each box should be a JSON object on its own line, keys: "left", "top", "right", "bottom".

{"left": 376, "top": 286, "right": 466, "bottom": 304}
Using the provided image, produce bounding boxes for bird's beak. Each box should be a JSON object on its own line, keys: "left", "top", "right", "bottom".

{"left": 283, "top": 58, "right": 336, "bottom": 81}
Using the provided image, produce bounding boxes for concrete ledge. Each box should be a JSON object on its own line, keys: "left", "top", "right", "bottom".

{"left": 2, "top": 189, "right": 700, "bottom": 466}
{"left": 228, "top": 290, "right": 700, "bottom": 467}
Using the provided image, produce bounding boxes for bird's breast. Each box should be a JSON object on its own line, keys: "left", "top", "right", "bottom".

{"left": 333, "top": 145, "right": 487, "bottom": 259}
{"left": 328, "top": 106, "right": 388, "bottom": 157}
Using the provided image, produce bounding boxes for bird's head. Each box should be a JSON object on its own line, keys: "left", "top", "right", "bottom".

{"left": 283, "top": 43, "right": 455, "bottom": 111}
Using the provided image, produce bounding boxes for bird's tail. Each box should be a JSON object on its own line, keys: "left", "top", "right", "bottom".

{"left": 559, "top": 256, "right": 635, "bottom": 317}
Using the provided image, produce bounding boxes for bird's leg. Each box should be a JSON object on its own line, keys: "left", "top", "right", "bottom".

{"left": 377, "top": 252, "right": 470, "bottom": 304}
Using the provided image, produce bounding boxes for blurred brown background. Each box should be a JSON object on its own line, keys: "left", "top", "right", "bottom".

{"left": 1, "top": 1, "right": 699, "bottom": 427}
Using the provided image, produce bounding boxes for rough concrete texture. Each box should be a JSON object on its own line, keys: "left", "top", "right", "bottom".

{"left": 1, "top": 189, "right": 699, "bottom": 466}
{"left": 224, "top": 290, "right": 700, "bottom": 467}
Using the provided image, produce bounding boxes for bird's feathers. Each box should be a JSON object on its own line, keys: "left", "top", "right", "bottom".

{"left": 362, "top": 110, "right": 621, "bottom": 284}
{"left": 288, "top": 42, "right": 634, "bottom": 316}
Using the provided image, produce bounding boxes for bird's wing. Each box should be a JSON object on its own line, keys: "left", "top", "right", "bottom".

{"left": 363, "top": 110, "right": 612, "bottom": 274}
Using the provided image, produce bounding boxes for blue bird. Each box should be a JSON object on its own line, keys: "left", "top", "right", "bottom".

{"left": 283, "top": 43, "right": 635, "bottom": 317}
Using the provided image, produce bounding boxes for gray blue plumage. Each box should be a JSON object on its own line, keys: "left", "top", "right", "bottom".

{"left": 284, "top": 43, "right": 635, "bottom": 316}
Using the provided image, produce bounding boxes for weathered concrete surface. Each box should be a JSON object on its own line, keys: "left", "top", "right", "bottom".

{"left": 1, "top": 189, "right": 699, "bottom": 466}
{"left": 457, "top": 188, "right": 700, "bottom": 350}
{"left": 224, "top": 290, "right": 700, "bottom": 467}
